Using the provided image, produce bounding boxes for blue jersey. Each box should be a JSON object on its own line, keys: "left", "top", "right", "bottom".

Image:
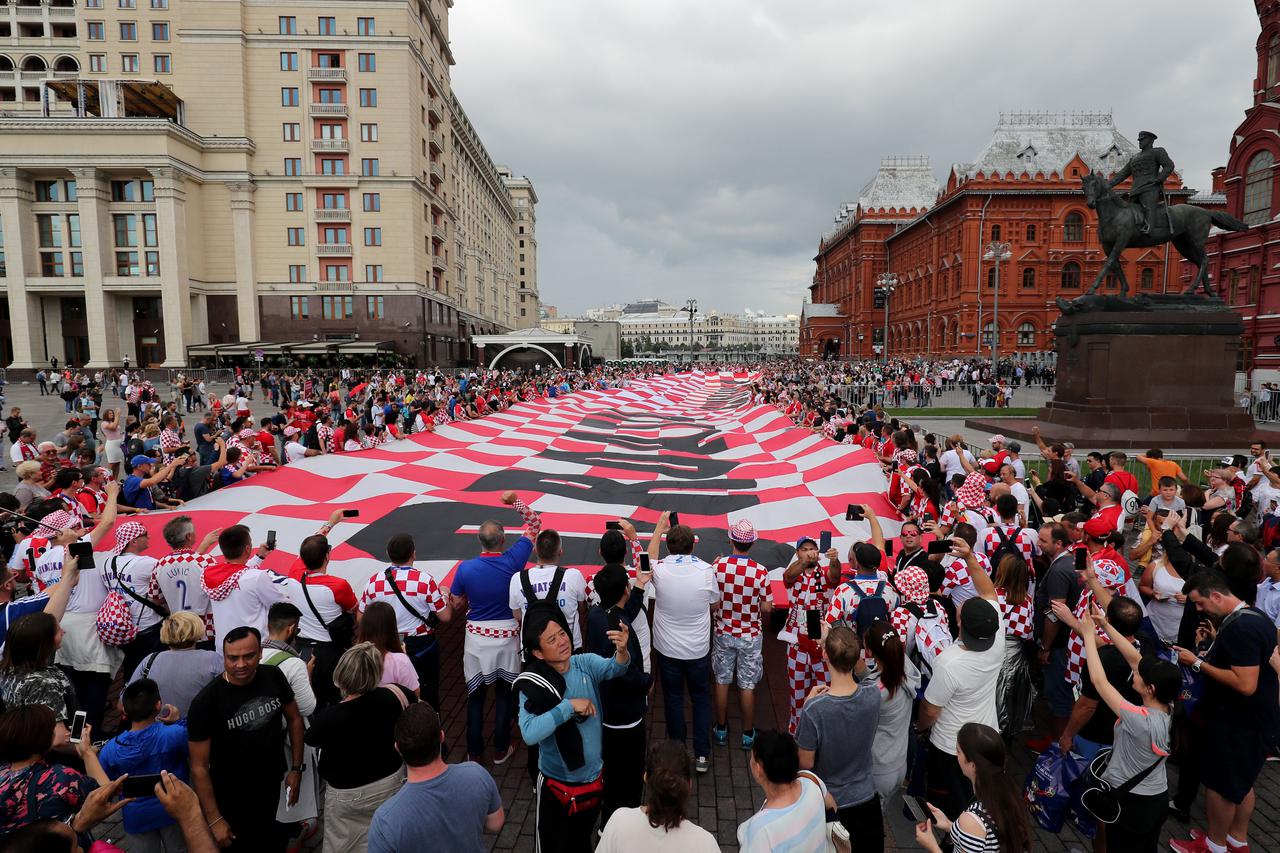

{"left": 452, "top": 537, "right": 533, "bottom": 621}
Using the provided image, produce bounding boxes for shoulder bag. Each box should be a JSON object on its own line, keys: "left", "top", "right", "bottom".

{"left": 300, "top": 573, "right": 355, "bottom": 648}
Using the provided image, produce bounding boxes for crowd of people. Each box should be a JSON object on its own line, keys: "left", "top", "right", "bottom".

{"left": 0, "top": 358, "right": 1275, "bottom": 853}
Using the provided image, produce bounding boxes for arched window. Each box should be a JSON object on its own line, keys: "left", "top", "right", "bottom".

{"left": 987, "top": 267, "right": 998, "bottom": 289}
{"left": 1269, "top": 33, "right": 1280, "bottom": 87}
{"left": 1017, "top": 323, "right": 1036, "bottom": 347}
{"left": 990, "top": 225, "right": 1001, "bottom": 241}
{"left": 1244, "top": 151, "right": 1275, "bottom": 226}
{"left": 1025, "top": 224, "right": 1037, "bottom": 242}
{"left": 1063, "top": 213, "right": 1084, "bottom": 242}
{"left": 1061, "top": 262, "right": 1081, "bottom": 289}
{"left": 1140, "top": 268, "right": 1155, "bottom": 290}
{"left": 1022, "top": 268, "right": 1036, "bottom": 289}
{"left": 981, "top": 322, "right": 995, "bottom": 349}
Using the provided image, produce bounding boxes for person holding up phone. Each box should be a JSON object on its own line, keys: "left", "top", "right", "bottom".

{"left": 781, "top": 534, "right": 841, "bottom": 735}
{"left": 201, "top": 525, "right": 291, "bottom": 652}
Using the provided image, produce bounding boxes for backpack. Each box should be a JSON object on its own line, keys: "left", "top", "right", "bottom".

{"left": 989, "top": 526, "right": 1025, "bottom": 573}
{"left": 97, "top": 556, "right": 168, "bottom": 647}
{"left": 520, "top": 566, "right": 568, "bottom": 657}
{"left": 902, "top": 600, "right": 954, "bottom": 675}
{"left": 846, "top": 579, "right": 891, "bottom": 636}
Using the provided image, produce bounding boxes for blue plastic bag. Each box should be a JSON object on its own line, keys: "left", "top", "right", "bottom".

{"left": 1024, "top": 744, "right": 1087, "bottom": 833}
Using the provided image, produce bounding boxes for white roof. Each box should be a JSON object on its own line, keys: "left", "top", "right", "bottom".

{"left": 956, "top": 111, "right": 1137, "bottom": 179}
{"left": 801, "top": 303, "right": 843, "bottom": 321}
{"left": 856, "top": 155, "right": 940, "bottom": 212}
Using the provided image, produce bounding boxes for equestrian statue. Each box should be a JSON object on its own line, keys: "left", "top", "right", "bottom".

{"left": 1057, "top": 131, "right": 1248, "bottom": 313}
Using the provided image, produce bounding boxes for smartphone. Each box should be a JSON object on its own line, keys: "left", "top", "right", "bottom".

{"left": 122, "top": 773, "right": 165, "bottom": 799}
{"left": 904, "top": 795, "right": 932, "bottom": 825}
{"left": 669, "top": 511, "right": 680, "bottom": 527}
{"left": 819, "top": 530, "right": 832, "bottom": 553}
{"left": 266, "top": 530, "right": 277, "bottom": 550}
{"left": 342, "top": 509, "right": 359, "bottom": 518}
{"left": 1075, "top": 547, "right": 1087, "bottom": 572}
{"left": 846, "top": 504, "right": 864, "bottom": 522}
{"left": 68, "top": 540, "right": 94, "bottom": 570}
{"left": 885, "top": 540, "right": 894, "bottom": 556}
{"left": 69, "top": 710, "right": 87, "bottom": 744}
{"left": 1155, "top": 509, "right": 1171, "bottom": 519}
{"left": 298, "top": 644, "right": 314, "bottom": 663}
{"left": 927, "top": 540, "right": 952, "bottom": 555}
{"left": 922, "top": 512, "right": 935, "bottom": 525}
{"left": 605, "top": 520, "right": 622, "bottom": 531}
{"left": 805, "top": 609, "right": 823, "bottom": 640}
{"left": 607, "top": 608, "right": 623, "bottom": 633}
{"left": 638, "top": 552, "right": 651, "bottom": 574}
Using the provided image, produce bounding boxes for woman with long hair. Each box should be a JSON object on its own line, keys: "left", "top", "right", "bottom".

{"left": 905, "top": 468, "right": 943, "bottom": 523}
{"left": 864, "top": 621, "right": 920, "bottom": 801}
{"left": 597, "top": 739, "right": 718, "bottom": 851}
{"left": 992, "top": 555, "right": 1035, "bottom": 740}
{"left": 0, "top": 704, "right": 111, "bottom": 838}
{"left": 357, "top": 601, "right": 420, "bottom": 697}
{"left": 915, "top": 722, "right": 1031, "bottom": 853}
{"left": 0, "top": 613, "right": 76, "bottom": 742}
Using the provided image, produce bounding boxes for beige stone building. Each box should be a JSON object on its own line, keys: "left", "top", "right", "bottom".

{"left": 0, "top": 0, "right": 535, "bottom": 368}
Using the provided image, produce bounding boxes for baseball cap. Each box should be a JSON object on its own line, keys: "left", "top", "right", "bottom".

{"left": 130, "top": 454, "right": 154, "bottom": 469}
{"left": 852, "top": 542, "right": 882, "bottom": 571}
{"left": 795, "top": 536, "right": 818, "bottom": 550}
{"left": 959, "top": 598, "right": 999, "bottom": 652}
{"left": 283, "top": 426, "right": 300, "bottom": 438}
{"left": 1063, "top": 442, "right": 1075, "bottom": 450}
{"left": 1221, "top": 455, "right": 1234, "bottom": 466}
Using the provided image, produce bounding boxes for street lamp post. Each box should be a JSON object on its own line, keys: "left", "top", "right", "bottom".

{"left": 982, "top": 242, "right": 1012, "bottom": 376}
{"left": 875, "top": 272, "right": 898, "bottom": 363}
{"left": 682, "top": 298, "right": 698, "bottom": 365}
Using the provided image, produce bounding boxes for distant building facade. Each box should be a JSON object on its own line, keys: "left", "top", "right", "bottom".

{"left": 554, "top": 299, "right": 798, "bottom": 354}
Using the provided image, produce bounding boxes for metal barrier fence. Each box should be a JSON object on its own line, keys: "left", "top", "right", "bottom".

{"left": 833, "top": 382, "right": 1054, "bottom": 410}
{"left": 166, "top": 369, "right": 236, "bottom": 388}
{"left": 1022, "top": 455, "right": 1225, "bottom": 497}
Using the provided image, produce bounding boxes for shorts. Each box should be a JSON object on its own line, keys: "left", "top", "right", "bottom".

{"left": 1204, "top": 723, "right": 1271, "bottom": 804}
{"left": 712, "top": 632, "right": 763, "bottom": 689}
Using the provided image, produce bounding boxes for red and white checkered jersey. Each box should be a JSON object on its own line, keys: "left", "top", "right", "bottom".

{"left": 360, "top": 566, "right": 447, "bottom": 638}
{"left": 784, "top": 566, "right": 836, "bottom": 643}
{"left": 979, "top": 523, "right": 1039, "bottom": 566}
{"left": 712, "top": 555, "right": 770, "bottom": 639}
{"left": 997, "top": 589, "right": 1034, "bottom": 640}
{"left": 939, "top": 501, "right": 993, "bottom": 533}
{"left": 825, "top": 573, "right": 897, "bottom": 624}
{"left": 940, "top": 552, "right": 991, "bottom": 605}
{"left": 149, "top": 549, "right": 216, "bottom": 639}
{"left": 889, "top": 602, "right": 951, "bottom": 657}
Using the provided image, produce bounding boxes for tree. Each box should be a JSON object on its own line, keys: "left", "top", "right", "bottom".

{"left": 620, "top": 339, "right": 635, "bottom": 358}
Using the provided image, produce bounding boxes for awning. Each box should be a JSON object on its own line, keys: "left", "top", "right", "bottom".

{"left": 335, "top": 340, "right": 395, "bottom": 355}
{"left": 287, "top": 340, "right": 344, "bottom": 354}
{"left": 256, "top": 341, "right": 309, "bottom": 355}
{"left": 185, "top": 342, "right": 244, "bottom": 357}
{"left": 200, "top": 340, "right": 267, "bottom": 357}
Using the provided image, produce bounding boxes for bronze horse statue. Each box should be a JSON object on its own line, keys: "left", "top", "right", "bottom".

{"left": 1079, "top": 171, "right": 1247, "bottom": 297}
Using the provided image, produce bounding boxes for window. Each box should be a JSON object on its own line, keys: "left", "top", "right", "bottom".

{"left": 990, "top": 225, "right": 1001, "bottom": 241}
{"left": 35, "top": 181, "right": 60, "bottom": 202}
{"left": 280, "top": 52, "right": 298, "bottom": 72}
{"left": 366, "top": 295, "right": 385, "bottom": 317}
{"left": 283, "top": 158, "right": 301, "bottom": 176}
{"left": 364, "top": 227, "right": 381, "bottom": 246}
{"left": 1017, "top": 323, "right": 1036, "bottom": 347}
{"left": 1021, "top": 268, "right": 1036, "bottom": 289}
{"left": 285, "top": 192, "right": 303, "bottom": 211}
{"left": 359, "top": 88, "right": 377, "bottom": 107}
{"left": 981, "top": 322, "right": 995, "bottom": 349}
{"left": 1025, "top": 224, "right": 1036, "bottom": 242}
{"left": 357, "top": 17, "right": 375, "bottom": 35}
{"left": 1063, "top": 212, "right": 1084, "bottom": 242}
{"left": 89, "top": 54, "right": 107, "bottom": 72}
{"left": 142, "top": 213, "right": 157, "bottom": 247}
{"left": 139, "top": 180, "right": 153, "bottom": 201}
{"left": 321, "top": 226, "right": 347, "bottom": 244}
{"left": 317, "top": 123, "right": 344, "bottom": 139}
{"left": 315, "top": 52, "right": 341, "bottom": 69}
{"left": 1229, "top": 269, "right": 1240, "bottom": 303}
{"left": 362, "top": 192, "right": 380, "bottom": 211}
{"left": 361, "top": 158, "right": 379, "bottom": 176}
{"left": 1238, "top": 335, "right": 1255, "bottom": 373}
{"left": 121, "top": 54, "right": 139, "bottom": 73}
{"left": 1244, "top": 151, "right": 1275, "bottom": 226}
{"left": 86, "top": 0, "right": 102, "bottom": 6}
{"left": 365, "top": 266, "right": 383, "bottom": 284}
{"left": 145, "top": 251, "right": 160, "bottom": 276}
{"left": 1270, "top": 34, "right": 1280, "bottom": 87}
{"left": 360, "top": 123, "right": 378, "bottom": 142}
{"left": 318, "top": 16, "right": 336, "bottom": 35}
{"left": 320, "top": 192, "right": 346, "bottom": 210}
{"left": 120, "top": 22, "right": 137, "bottom": 40}
{"left": 323, "top": 266, "right": 350, "bottom": 284}
{"left": 287, "top": 227, "right": 304, "bottom": 246}
{"left": 1061, "top": 261, "right": 1081, "bottom": 289}
{"left": 150, "top": 0, "right": 168, "bottom": 7}
{"left": 111, "top": 180, "right": 135, "bottom": 201}
{"left": 321, "top": 295, "right": 353, "bottom": 318}
{"left": 282, "top": 122, "right": 300, "bottom": 141}
{"left": 115, "top": 252, "right": 139, "bottom": 276}
{"left": 119, "top": 0, "right": 135, "bottom": 7}
{"left": 151, "top": 22, "right": 169, "bottom": 40}
{"left": 986, "top": 267, "right": 997, "bottom": 289}
{"left": 290, "top": 296, "right": 309, "bottom": 319}
{"left": 317, "top": 88, "right": 342, "bottom": 103}
{"left": 320, "top": 158, "right": 345, "bottom": 176}
{"left": 153, "top": 54, "right": 171, "bottom": 73}
{"left": 37, "top": 214, "right": 62, "bottom": 248}
{"left": 87, "top": 22, "right": 104, "bottom": 40}
{"left": 1250, "top": 265, "right": 1261, "bottom": 304}
{"left": 358, "top": 53, "right": 376, "bottom": 72}
{"left": 1140, "top": 268, "right": 1155, "bottom": 290}
{"left": 278, "top": 16, "right": 296, "bottom": 35}
{"left": 286, "top": 265, "right": 306, "bottom": 283}
{"left": 281, "top": 87, "right": 299, "bottom": 106}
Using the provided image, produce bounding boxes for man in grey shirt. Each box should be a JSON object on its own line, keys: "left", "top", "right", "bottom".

{"left": 796, "top": 625, "right": 882, "bottom": 850}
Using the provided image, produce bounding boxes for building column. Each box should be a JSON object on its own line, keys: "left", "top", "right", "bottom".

{"left": 226, "top": 181, "right": 260, "bottom": 342}
{"left": 150, "top": 167, "right": 192, "bottom": 367}
{"left": 71, "top": 168, "right": 121, "bottom": 368}
{"left": 0, "top": 168, "right": 44, "bottom": 369}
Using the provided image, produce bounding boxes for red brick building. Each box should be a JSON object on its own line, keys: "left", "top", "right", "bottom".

{"left": 1175, "top": 0, "right": 1280, "bottom": 382}
{"left": 804, "top": 113, "right": 1208, "bottom": 360}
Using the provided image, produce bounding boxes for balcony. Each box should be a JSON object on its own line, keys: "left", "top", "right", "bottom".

{"left": 48, "top": 7, "right": 76, "bottom": 18}
{"left": 432, "top": 223, "right": 446, "bottom": 241}
{"left": 309, "top": 102, "right": 346, "bottom": 117}
{"left": 429, "top": 130, "right": 443, "bottom": 153}
{"left": 431, "top": 253, "right": 446, "bottom": 271}
{"left": 19, "top": 71, "right": 45, "bottom": 82}
{"left": 427, "top": 101, "right": 441, "bottom": 124}
{"left": 315, "top": 208, "right": 350, "bottom": 221}
{"left": 308, "top": 67, "right": 346, "bottom": 81}
{"left": 317, "top": 243, "right": 352, "bottom": 256}
{"left": 13, "top": 6, "right": 42, "bottom": 18}
{"left": 429, "top": 162, "right": 443, "bottom": 183}
{"left": 312, "top": 138, "right": 348, "bottom": 152}
{"left": 317, "top": 280, "right": 353, "bottom": 291}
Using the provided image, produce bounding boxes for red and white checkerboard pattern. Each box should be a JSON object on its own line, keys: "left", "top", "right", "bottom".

{"left": 360, "top": 567, "right": 447, "bottom": 638}
{"left": 712, "top": 555, "right": 770, "bottom": 639}
{"left": 980, "top": 523, "right": 1039, "bottom": 566}
{"left": 120, "top": 372, "right": 896, "bottom": 601}
{"left": 998, "top": 590, "right": 1034, "bottom": 640}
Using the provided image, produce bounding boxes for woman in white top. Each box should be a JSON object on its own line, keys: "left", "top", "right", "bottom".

{"left": 1138, "top": 545, "right": 1185, "bottom": 645}
{"left": 598, "top": 740, "right": 719, "bottom": 853}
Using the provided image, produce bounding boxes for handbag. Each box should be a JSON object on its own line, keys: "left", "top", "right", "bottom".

{"left": 797, "top": 770, "right": 851, "bottom": 853}
{"left": 1076, "top": 747, "right": 1165, "bottom": 824}
{"left": 543, "top": 775, "right": 604, "bottom": 816}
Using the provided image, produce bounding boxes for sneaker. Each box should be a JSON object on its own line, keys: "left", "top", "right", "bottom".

{"left": 713, "top": 725, "right": 728, "bottom": 747}
{"left": 1185, "top": 830, "right": 1250, "bottom": 852}
{"left": 694, "top": 756, "right": 709, "bottom": 774}
{"left": 1168, "top": 800, "right": 1191, "bottom": 824}
{"left": 493, "top": 745, "right": 516, "bottom": 765}
{"left": 741, "top": 728, "right": 756, "bottom": 750}
{"left": 1168, "top": 837, "right": 1210, "bottom": 853}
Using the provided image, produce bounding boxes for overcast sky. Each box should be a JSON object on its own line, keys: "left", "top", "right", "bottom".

{"left": 449, "top": 1, "right": 1260, "bottom": 317}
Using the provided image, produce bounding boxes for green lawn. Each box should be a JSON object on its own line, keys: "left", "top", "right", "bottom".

{"left": 884, "top": 407, "right": 1039, "bottom": 417}
{"left": 1024, "top": 457, "right": 1225, "bottom": 495}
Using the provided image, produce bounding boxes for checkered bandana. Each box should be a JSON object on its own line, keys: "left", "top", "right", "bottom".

{"left": 113, "top": 521, "right": 148, "bottom": 554}
{"left": 954, "top": 471, "right": 988, "bottom": 508}
{"left": 35, "top": 510, "right": 80, "bottom": 538}
{"left": 893, "top": 448, "right": 918, "bottom": 469}
{"left": 894, "top": 566, "right": 930, "bottom": 605}
{"left": 728, "top": 519, "right": 758, "bottom": 544}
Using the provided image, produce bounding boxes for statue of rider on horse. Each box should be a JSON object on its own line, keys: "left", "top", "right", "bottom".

{"left": 1108, "top": 131, "right": 1175, "bottom": 235}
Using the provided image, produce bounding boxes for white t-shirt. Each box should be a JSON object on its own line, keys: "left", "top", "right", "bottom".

{"left": 940, "top": 448, "right": 975, "bottom": 482}
{"left": 650, "top": 554, "right": 718, "bottom": 660}
{"left": 105, "top": 552, "right": 163, "bottom": 632}
{"left": 284, "top": 441, "right": 309, "bottom": 463}
{"left": 598, "top": 807, "right": 720, "bottom": 853}
{"left": 923, "top": 614, "right": 1007, "bottom": 755}
{"left": 1009, "top": 481, "right": 1030, "bottom": 518}
{"left": 1010, "top": 457, "right": 1027, "bottom": 479}
{"left": 209, "top": 569, "right": 292, "bottom": 650}
{"left": 509, "top": 565, "right": 588, "bottom": 649}
{"left": 154, "top": 551, "right": 213, "bottom": 623}
{"left": 34, "top": 539, "right": 107, "bottom": 614}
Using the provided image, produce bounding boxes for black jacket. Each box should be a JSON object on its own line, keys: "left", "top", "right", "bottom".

{"left": 585, "top": 584, "right": 651, "bottom": 727}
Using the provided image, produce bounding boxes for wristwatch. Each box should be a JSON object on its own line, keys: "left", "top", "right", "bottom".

{"left": 1191, "top": 658, "right": 1203, "bottom": 673}
{"left": 290, "top": 763, "right": 305, "bottom": 772}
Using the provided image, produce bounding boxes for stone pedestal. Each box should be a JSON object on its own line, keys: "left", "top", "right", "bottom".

{"left": 968, "top": 295, "right": 1264, "bottom": 448}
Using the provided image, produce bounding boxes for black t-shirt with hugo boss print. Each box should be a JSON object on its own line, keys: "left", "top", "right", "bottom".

{"left": 187, "top": 665, "right": 294, "bottom": 801}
